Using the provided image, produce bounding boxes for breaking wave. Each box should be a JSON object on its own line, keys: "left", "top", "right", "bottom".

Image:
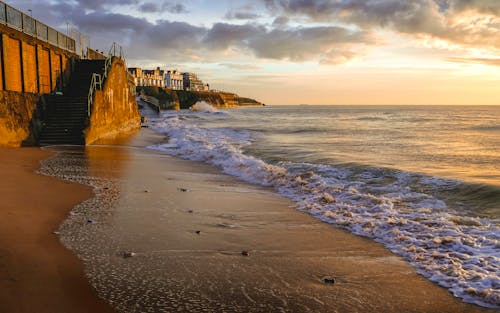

{"left": 148, "top": 111, "right": 500, "bottom": 309}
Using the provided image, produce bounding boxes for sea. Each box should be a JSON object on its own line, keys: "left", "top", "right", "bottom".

{"left": 148, "top": 103, "right": 500, "bottom": 308}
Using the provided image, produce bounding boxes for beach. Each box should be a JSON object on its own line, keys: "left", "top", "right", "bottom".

{"left": 0, "top": 126, "right": 489, "bottom": 312}
{"left": 0, "top": 148, "right": 115, "bottom": 313}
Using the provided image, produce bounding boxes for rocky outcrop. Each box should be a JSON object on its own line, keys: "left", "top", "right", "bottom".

{"left": 138, "top": 86, "right": 263, "bottom": 110}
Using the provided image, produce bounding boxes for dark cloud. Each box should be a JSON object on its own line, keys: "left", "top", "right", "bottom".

{"left": 139, "top": 2, "right": 188, "bottom": 13}
{"left": 263, "top": 0, "right": 500, "bottom": 49}
{"left": 133, "top": 21, "right": 373, "bottom": 64}
{"left": 450, "top": 0, "right": 500, "bottom": 14}
{"left": 75, "top": 0, "right": 139, "bottom": 10}
{"left": 247, "top": 26, "right": 375, "bottom": 62}
{"left": 73, "top": 12, "right": 150, "bottom": 33}
{"left": 7, "top": 0, "right": 442, "bottom": 66}
{"left": 203, "top": 23, "right": 263, "bottom": 49}
{"left": 224, "top": 11, "right": 261, "bottom": 20}
{"left": 139, "top": 2, "right": 158, "bottom": 12}
{"left": 272, "top": 16, "right": 290, "bottom": 26}
{"left": 164, "top": 3, "right": 188, "bottom": 14}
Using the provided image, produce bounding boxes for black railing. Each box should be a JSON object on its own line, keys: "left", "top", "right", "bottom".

{"left": 0, "top": 1, "right": 75, "bottom": 53}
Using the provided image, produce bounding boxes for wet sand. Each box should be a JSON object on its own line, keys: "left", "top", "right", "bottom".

{"left": 0, "top": 148, "right": 116, "bottom": 312}
{"left": 39, "top": 129, "right": 496, "bottom": 313}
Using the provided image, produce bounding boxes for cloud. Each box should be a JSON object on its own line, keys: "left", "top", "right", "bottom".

{"left": 450, "top": 0, "right": 500, "bottom": 14}
{"left": 74, "top": 0, "right": 139, "bottom": 10}
{"left": 219, "top": 63, "right": 262, "bottom": 70}
{"left": 446, "top": 57, "right": 500, "bottom": 66}
{"left": 5, "top": 0, "right": 381, "bottom": 66}
{"left": 247, "top": 26, "right": 375, "bottom": 62}
{"left": 263, "top": 0, "right": 500, "bottom": 50}
{"left": 272, "top": 16, "right": 290, "bottom": 26}
{"left": 139, "top": 2, "right": 188, "bottom": 13}
{"left": 224, "top": 11, "right": 261, "bottom": 20}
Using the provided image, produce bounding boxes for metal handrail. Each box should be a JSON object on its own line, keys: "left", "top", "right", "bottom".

{"left": 104, "top": 42, "right": 125, "bottom": 79}
{"left": 87, "top": 73, "right": 101, "bottom": 117}
{"left": 87, "top": 42, "right": 126, "bottom": 117}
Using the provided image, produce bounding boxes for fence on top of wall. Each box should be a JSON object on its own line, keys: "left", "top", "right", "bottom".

{"left": 0, "top": 1, "right": 76, "bottom": 53}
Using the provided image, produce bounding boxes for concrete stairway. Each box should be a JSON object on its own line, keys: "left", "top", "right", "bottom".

{"left": 38, "top": 60, "right": 105, "bottom": 145}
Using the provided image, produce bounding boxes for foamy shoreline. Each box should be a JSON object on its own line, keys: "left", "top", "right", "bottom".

{"left": 35, "top": 128, "right": 496, "bottom": 312}
{"left": 148, "top": 108, "right": 500, "bottom": 309}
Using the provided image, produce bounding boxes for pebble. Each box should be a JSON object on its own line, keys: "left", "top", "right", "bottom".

{"left": 241, "top": 250, "right": 250, "bottom": 256}
{"left": 123, "top": 252, "right": 136, "bottom": 258}
{"left": 322, "top": 276, "right": 335, "bottom": 285}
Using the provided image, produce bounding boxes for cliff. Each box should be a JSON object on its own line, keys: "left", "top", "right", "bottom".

{"left": 138, "top": 86, "right": 263, "bottom": 110}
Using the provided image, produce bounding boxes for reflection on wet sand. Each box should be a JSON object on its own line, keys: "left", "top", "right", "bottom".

{"left": 41, "top": 130, "right": 494, "bottom": 313}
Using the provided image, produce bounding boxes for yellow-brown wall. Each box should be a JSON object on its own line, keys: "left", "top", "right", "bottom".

{"left": 85, "top": 58, "right": 140, "bottom": 144}
{"left": 0, "top": 90, "right": 40, "bottom": 146}
{"left": 0, "top": 24, "right": 77, "bottom": 147}
{"left": 0, "top": 23, "right": 76, "bottom": 95}
{"left": 3, "top": 35, "right": 22, "bottom": 92}
{"left": 22, "top": 42, "right": 37, "bottom": 93}
{"left": 37, "top": 46, "right": 50, "bottom": 94}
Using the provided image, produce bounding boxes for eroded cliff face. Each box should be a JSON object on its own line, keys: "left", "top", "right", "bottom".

{"left": 0, "top": 91, "right": 41, "bottom": 147}
{"left": 85, "top": 58, "right": 141, "bottom": 144}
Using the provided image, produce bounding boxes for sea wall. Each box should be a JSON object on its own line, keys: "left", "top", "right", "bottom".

{"left": 0, "top": 23, "right": 76, "bottom": 94}
{"left": 0, "top": 14, "right": 77, "bottom": 147}
{"left": 0, "top": 90, "right": 42, "bottom": 147}
{"left": 84, "top": 57, "right": 141, "bottom": 144}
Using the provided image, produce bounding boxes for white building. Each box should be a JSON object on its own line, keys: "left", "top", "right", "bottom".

{"left": 165, "top": 70, "right": 184, "bottom": 90}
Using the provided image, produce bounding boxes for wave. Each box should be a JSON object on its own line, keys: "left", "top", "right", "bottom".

{"left": 147, "top": 111, "right": 500, "bottom": 309}
{"left": 190, "top": 101, "right": 221, "bottom": 113}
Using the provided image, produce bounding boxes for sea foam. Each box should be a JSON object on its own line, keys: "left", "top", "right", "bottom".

{"left": 148, "top": 111, "right": 500, "bottom": 309}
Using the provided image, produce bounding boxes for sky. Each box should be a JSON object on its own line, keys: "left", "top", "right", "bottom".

{"left": 9, "top": 0, "right": 500, "bottom": 105}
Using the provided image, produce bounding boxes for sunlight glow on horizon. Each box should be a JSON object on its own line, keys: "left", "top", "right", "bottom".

{"left": 11, "top": 0, "right": 498, "bottom": 105}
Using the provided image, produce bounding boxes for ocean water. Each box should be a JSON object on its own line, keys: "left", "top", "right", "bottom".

{"left": 148, "top": 104, "right": 500, "bottom": 308}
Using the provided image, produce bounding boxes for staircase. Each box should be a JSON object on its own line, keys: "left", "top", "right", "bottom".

{"left": 38, "top": 60, "right": 105, "bottom": 145}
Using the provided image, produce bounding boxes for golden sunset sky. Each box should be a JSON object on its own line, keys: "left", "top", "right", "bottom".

{"left": 13, "top": 0, "right": 500, "bottom": 105}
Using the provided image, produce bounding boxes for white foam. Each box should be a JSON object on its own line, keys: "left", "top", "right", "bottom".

{"left": 148, "top": 111, "right": 500, "bottom": 309}
{"left": 190, "top": 101, "right": 218, "bottom": 113}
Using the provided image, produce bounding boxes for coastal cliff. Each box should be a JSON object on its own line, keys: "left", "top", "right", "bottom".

{"left": 138, "top": 86, "right": 263, "bottom": 110}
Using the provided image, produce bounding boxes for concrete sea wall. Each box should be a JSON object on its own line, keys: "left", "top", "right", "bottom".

{"left": 0, "top": 20, "right": 76, "bottom": 147}
{"left": 0, "top": 90, "right": 41, "bottom": 147}
{"left": 0, "top": 24, "right": 75, "bottom": 94}
{"left": 84, "top": 58, "right": 141, "bottom": 144}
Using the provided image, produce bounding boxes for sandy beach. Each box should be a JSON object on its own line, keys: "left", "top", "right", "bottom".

{"left": 0, "top": 148, "right": 116, "bottom": 313}
{"left": 27, "top": 128, "right": 496, "bottom": 313}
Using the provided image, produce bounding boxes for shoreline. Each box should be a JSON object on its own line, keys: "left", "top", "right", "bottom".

{"left": 36, "top": 128, "right": 496, "bottom": 312}
{"left": 0, "top": 147, "right": 116, "bottom": 313}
